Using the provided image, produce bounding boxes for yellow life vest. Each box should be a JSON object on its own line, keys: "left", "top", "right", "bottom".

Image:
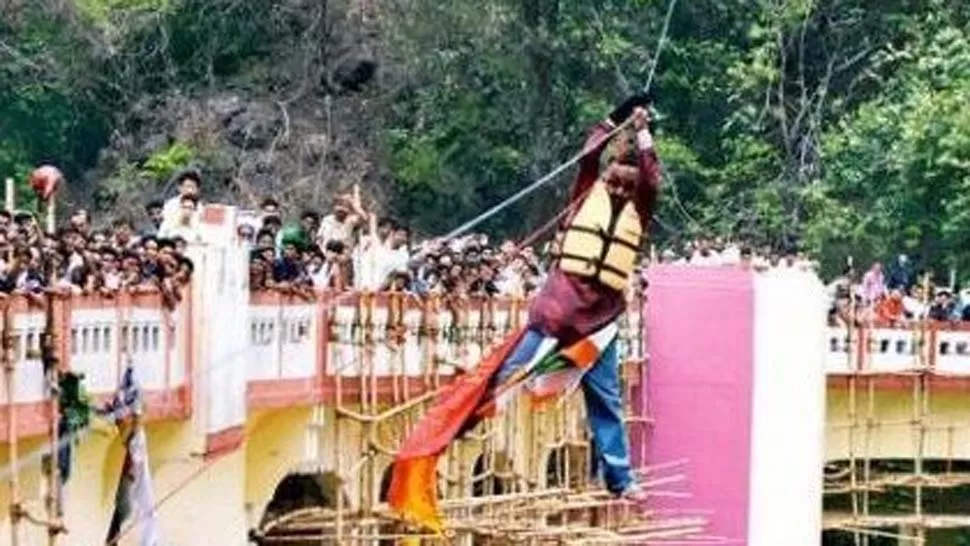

{"left": 551, "top": 181, "right": 642, "bottom": 291}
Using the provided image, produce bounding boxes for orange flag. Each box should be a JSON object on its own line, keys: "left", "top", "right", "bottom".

{"left": 387, "top": 327, "right": 526, "bottom": 532}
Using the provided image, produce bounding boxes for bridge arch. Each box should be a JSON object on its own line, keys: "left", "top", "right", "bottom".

{"left": 255, "top": 470, "right": 350, "bottom": 545}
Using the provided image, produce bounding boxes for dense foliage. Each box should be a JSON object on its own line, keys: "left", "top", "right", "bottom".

{"left": 3, "top": 0, "right": 970, "bottom": 278}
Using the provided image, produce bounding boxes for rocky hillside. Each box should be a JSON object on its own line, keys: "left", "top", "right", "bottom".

{"left": 79, "top": 1, "right": 385, "bottom": 219}
{"left": 2, "top": 0, "right": 387, "bottom": 219}
{"left": 4, "top": 1, "right": 970, "bottom": 275}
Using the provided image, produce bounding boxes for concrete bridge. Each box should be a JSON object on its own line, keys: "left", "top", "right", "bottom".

{"left": 0, "top": 205, "right": 959, "bottom": 545}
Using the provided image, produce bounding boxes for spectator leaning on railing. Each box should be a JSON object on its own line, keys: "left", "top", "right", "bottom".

{"left": 0, "top": 166, "right": 198, "bottom": 310}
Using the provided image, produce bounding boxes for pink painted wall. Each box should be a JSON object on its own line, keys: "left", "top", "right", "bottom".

{"left": 642, "top": 265, "right": 754, "bottom": 543}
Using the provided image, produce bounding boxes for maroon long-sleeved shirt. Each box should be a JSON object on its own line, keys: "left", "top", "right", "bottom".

{"left": 528, "top": 120, "right": 661, "bottom": 346}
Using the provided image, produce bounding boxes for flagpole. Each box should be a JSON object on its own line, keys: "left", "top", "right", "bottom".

{"left": 4, "top": 299, "right": 21, "bottom": 546}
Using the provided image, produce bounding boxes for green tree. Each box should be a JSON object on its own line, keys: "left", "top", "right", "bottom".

{"left": 807, "top": 22, "right": 970, "bottom": 275}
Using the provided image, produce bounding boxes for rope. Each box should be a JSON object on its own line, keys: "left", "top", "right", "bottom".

{"left": 515, "top": 185, "right": 592, "bottom": 250}
{"left": 76, "top": 0, "right": 687, "bottom": 540}
{"left": 441, "top": 119, "right": 633, "bottom": 243}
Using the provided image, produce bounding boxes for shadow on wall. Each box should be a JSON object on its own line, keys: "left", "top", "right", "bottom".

{"left": 255, "top": 471, "right": 349, "bottom": 546}
{"left": 378, "top": 464, "right": 397, "bottom": 546}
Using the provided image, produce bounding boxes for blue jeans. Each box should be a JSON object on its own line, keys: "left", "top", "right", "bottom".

{"left": 495, "top": 329, "right": 633, "bottom": 494}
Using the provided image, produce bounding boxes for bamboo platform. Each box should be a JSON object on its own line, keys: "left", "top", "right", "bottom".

{"left": 255, "top": 478, "right": 714, "bottom": 545}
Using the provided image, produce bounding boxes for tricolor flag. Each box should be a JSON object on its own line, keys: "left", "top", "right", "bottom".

{"left": 525, "top": 323, "right": 617, "bottom": 408}
{"left": 387, "top": 323, "right": 618, "bottom": 534}
{"left": 103, "top": 365, "right": 160, "bottom": 546}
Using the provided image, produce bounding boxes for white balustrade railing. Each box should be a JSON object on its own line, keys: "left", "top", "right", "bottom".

{"left": 4, "top": 285, "right": 969, "bottom": 440}
{"left": 824, "top": 321, "right": 970, "bottom": 376}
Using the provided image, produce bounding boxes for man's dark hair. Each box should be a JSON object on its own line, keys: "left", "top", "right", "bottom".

{"left": 177, "top": 256, "right": 195, "bottom": 275}
{"left": 260, "top": 197, "right": 280, "bottom": 210}
{"left": 378, "top": 217, "right": 395, "bottom": 230}
{"left": 112, "top": 217, "right": 134, "bottom": 229}
{"left": 180, "top": 194, "right": 199, "bottom": 206}
{"left": 301, "top": 210, "right": 321, "bottom": 223}
{"left": 325, "top": 240, "right": 346, "bottom": 254}
{"left": 145, "top": 199, "right": 164, "bottom": 211}
{"left": 173, "top": 168, "right": 203, "bottom": 187}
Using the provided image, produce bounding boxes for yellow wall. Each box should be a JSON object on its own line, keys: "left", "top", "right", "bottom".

{"left": 0, "top": 418, "right": 249, "bottom": 546}
{"left": 245, "top": 406, "right": 315, "bottom": 519}
{"left": 827, "top": 384, "right": 970, "bottom": 461}
{"left": 9, "top": 383, "right": 949, "bottom": 545}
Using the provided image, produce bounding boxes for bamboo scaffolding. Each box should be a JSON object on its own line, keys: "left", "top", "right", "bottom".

{"left": 259, "top": 498, "right": 703, "bottom": 542}
{"left": 252, "top": 295, "right": 691, "bottom": 545}
{"left": 824, "top": 298, "right": 970, "bottom": 541}
{"left": 1, "top": 294, "right": 66, "bottom": 545}
{"left": 258, "top": 465, "right": 694, "bottom": 541}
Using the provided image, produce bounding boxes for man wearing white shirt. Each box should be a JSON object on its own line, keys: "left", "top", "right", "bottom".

{"left": 158, "top": 195, "right": 202, "bottom": 242}
{"left": 161, "top": 169, "right": 203, "bottom": 228}
{"left": 372, "top": 225, "right": 411, "bottom": 290}
{"left": 317, "top": 196, "right": 364, "bottom": 247}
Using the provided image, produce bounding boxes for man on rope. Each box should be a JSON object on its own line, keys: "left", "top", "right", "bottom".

{"left": 388, "top": 93, "right": 661, "bottom": 533}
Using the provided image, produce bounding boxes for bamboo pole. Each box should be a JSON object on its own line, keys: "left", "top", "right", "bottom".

{"left": 914, "top": 277, "right": 930, "bottom": 531}
{"left": 4, "top": 299, "right": 20, "bottom": 546}
{"left": 332, "top": 306, "right": 348, "bottom": 544}
{"left": 45, "top": 194, "right": 55, "bottom": 235}
{"left": 847, "top": 268, "right": 861, "bottom": 546}
{"left": 4, "top": 178, "right": 14, "bottom": 213}
{"left": 43, "top": 289, "right": 61, "bottom": 545}
{"left": 358, "top": 293, "right": 372, "bottom": 540}
{"left": 860, "top": 376, "right": 873, "bottom": 546}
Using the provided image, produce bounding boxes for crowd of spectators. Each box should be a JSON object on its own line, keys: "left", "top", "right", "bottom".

{"left": 641, "top": 238, "right": 969, "bottom": 328}
{"left": 651, "top": 237, "right": 819, "bottom": 272}
{"left": 0, "top": 169, "right": 201, "bottom": 306}
{"left": 826, "top": 255, "right": 970, "bottom": 327}
{"left": 241, "top": 189, "right": 547, "bottom": 299}
{"left": 13, "top": 167, "right": 957, "bottom": 328}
